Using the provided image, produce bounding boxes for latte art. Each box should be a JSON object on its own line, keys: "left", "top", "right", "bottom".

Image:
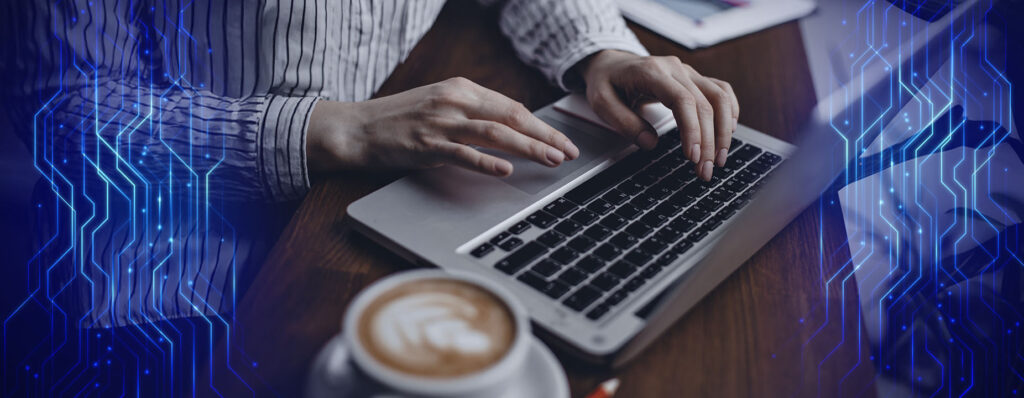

{"left": 357, "top": 279, "right": 515, "bottom": 378}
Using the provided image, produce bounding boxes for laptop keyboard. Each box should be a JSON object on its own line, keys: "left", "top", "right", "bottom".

{"left": 470, "top": 132, "right": 783, "bottom": 321}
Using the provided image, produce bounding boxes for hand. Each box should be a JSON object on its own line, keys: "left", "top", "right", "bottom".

{"left": 578, "top": 50, "right": 739, "bottom": 181}
{"left": 305, "top": 77, "right": 580, "bottom": 177}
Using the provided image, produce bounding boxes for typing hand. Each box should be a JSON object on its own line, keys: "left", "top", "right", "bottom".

{"left": 577, "top": 50, "right": 739, "bottom": 181}
{"left": 306, "top": 77, "right": 579, "bottom": 177}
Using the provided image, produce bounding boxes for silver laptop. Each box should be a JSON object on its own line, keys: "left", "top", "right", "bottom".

{"left": 347, "top": 0, "right": 977, "bottom": 367}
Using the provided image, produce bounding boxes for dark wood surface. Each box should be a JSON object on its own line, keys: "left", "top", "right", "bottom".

{"left": 207, "top": 2, "right": 876, "bottom": 397}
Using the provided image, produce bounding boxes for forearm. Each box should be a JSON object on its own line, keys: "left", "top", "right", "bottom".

{"left": 493, "top": 0, "right": 649, "bottom": 91}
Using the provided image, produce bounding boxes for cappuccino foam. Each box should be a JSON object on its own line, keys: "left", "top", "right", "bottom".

{"left": 357, "top": 279, "right": 515, "bottom": 378}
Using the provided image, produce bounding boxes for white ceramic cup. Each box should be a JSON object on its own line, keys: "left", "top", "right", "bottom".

{"left": 342, "top": 269, "right": 531, "bottom": 398}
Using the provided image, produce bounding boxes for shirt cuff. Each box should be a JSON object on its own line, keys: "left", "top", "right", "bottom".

{"left": 552, "top": 33, "right": 650, "bottom": 92}
{"left": 260, "top": 95, "right": 320, "bottom": 201}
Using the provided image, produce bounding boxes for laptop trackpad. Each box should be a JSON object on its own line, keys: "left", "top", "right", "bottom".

{"left": 481, "top": 118, "right": 624, "bottom": 194}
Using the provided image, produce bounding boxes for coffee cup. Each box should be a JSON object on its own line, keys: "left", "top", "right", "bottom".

{"left": 343, "top": 269, "right": 530, "bottom": 397}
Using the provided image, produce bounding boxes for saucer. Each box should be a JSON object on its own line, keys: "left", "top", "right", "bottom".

{"left": 306, "top": 333, "right": 569, "bottom": 398}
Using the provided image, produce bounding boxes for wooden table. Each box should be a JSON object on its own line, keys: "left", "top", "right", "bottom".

{"left": 206, "top": 2, "right": 876, "bottom": 396}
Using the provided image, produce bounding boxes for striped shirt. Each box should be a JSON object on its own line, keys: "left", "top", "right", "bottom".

{"left": 2, "top": 0, "right": 647, "bottom": 327}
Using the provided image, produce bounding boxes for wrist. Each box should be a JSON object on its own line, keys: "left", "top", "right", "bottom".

{"left": 574, "top": 49, "right": 633, "bottom": 86}
{"left": 305, "top": 100, "right": 365, "bottom": 173}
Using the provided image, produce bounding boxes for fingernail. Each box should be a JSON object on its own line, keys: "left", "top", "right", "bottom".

{"left": 716, "top": 148, "right": 727, "bottom": 167}
{"left": 689, "top": 144, "right": 700, "bottom": 163}
{"left": 637, "top": 131, "right": 658, "bottom": 150}
{"left": 546, "top": 147, "right": 565, "bottom": 165}
{"left": 564, "top": 141, "right": 581, "bottom": 160}
{"left": 701, "top": 160, "right": 713, "bottom": 181}
{"left": 496, "top": 161, "right": 513, "bottom": 176}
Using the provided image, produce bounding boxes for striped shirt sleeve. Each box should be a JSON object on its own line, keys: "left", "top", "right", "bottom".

{"left": 2, "top": 0, "right": 315, "bottom": 203}
{"left": 486, "top": 0, "right": 650, "bottom": 91}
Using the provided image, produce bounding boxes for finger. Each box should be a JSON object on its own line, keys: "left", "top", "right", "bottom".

{"left": 709, "top": 77, "right": 739, "bottom": 131}
{"left": 453, "top": 119, "right": 565, "bottom": 167}
{"left": 693, "top": 77, "right": 735, "bottom": 167}
{"left": 460, "top": 83, "right": 580, "bottom": 159}
{"left": 586, "top": 81, "right": 659, "bottom": 150}
{"left": 434, "top": 141, "right": 514, "bottom": 177}
{"left": 670, "top": 76, "right": 716, "bottom": 181}
{"left": 630, "top": 71, "right": 701, "bottom": 158}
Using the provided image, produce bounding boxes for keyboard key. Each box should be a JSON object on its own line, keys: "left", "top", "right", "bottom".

{"left": 654, "top": 201, "right": 683, "bottom": 216}
{"left": 565, "top": 152, "right": 649, "bottom": 204}
{"left": 554, "top": 219, "right": 582, "bottom": 236}
{"left": 724, "top": 155, "right": 749, "bottom": 170}
{"left": 601, "top": 189, "right": 629, "bottom": 205}
{"left": 745, "top": 159, "right": 772, "bottom": 175}
{"left": 733, "top": 169, "right": 759, "bottom": 184}
{"left": 605, "top": 290, "right": 629, "bottom": 306}
{"left": 704, "top": 216, "right": 724, "bottom": 231}
{"left": 564, "top": 286, "right": 602, "bottom": 311}
{"left": 642, "top": 264, "right": 664, "bottom": 279}
{"left": 624, "top": 249, "right": 654, "bottom": 267}
{"left": 730, "top": 138, "right": 744, "bottom": 152}
{"left": 550, "top": 247, "right": 580, "bottom": 265}
{"left": 695, "top": 197, "right": 725, "bottom": 212}
{"left": 654, "top": 227, "right": 683, "bottom": 243}
{"left": 489, "top": 231, "right": 510, "bottom": 245}
{"left": 608, "top": 261, "right": 638, "bottom": 279}
{"left": 712, "top": 166, "right": 736, "bottom": 180}
{"left": 638, "top": 238, "right": 667, "bottom": 254}
{"left": 495, "top": 242, "right": 547, "bottom": 274}
{"left": 718, "top": 179, "right": 746, "bottom": 194}
{"left": 567, "top": 236, "right": 597, "bottom": 252}
{"left": 630, "top": 193, "right": 658, "bottom": 209}
{"left": 575, "top": 255, "right": 606, "bottom": 273}
{"left": 617, "top": 180, "right": 645, "bottom": 196}
{"left": 669, "top": 190, "right": 698, "bottom": 206}
{"left": 526, "top": 210, "right": 557, "bottom": 228}
{"left": 531, "top": 259, "right": 562, "bottom": 277}
{"left": 672, "top": 241, "right": 694, "bottom": 255}
{"left": 687, "top": 228, "right": 709, "bottom": 242}
{"left": 640, "top": 212, "right": 670, "bottom": 228}
{"left": 732, "top": 144, "right": 762, "bottom": 162}
{"left": 632, "top": 172, "right": 659, "bottom": 187}
{"left": 614, "top": 204, "right": 641, "bottom": 220}
{"left": 625, "top": 276, "right": 646, "bottom": 291}
{"left": 570, "top": 209, "right": 599, "bottom": 225}
{"left": 650, "top": 184, "right": 675, "bottom": 200}
{"left": 587, "top": 198, "right": 615, "bottom": 215}
{"left": 517, "top": 271, "right": 548, "bottom": 291}
{"left": 586, "top": 304, "right": 611, "bottom": 320}
{"left": 537, "top": 230, "right": 566, "bottom": 248}
{"left": 609, "top": 232, "right": 638, "bottom": 250}
{"left": 544, "top": 197, "right": 578, "bottom": 218}
{"left": 591, "top": 272, "right": 621, "bottom": 291}
{"left": 719, "top": 204, "right": 740, "bottom": 218}
{"left": 658, "top": 174, "right": 688, "bottom": 190}
{"left": 471, "top": 243, "right": 494, "bottom": 258}
{"left": 583, "top": 224, "right": 613, "bottom": 241}
{"left": 498, "top": 237, "right": 523, "bottom": 251}
{"left": 557, "top": 268, "right": 587, "bottom": 285}
{"left": 668, "top": 218, "right": 696, "bottom": 233}
{"left": 683, "top": 208, "right": 710, "bottom": 222}
{"left": 592, "top": 243, "right": 622, "bottom": 261}
{"left": 625, "top": 221, "right": 653, "bottom": 237}
{"left": 509, "top": 221, "right": 532, "bottom": 234}
{"left": 544, "top": 280, "right": 571, "bottom": 299}
{"left": 598, "top": 213, "right": 628, "bottom": 229}
{"left": 655, "top": 251, "right": 679, "bottom": 266}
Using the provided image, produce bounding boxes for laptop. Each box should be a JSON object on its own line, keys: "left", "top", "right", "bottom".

{"left": 346, "top": 0, "right": 978, "bottom": 367}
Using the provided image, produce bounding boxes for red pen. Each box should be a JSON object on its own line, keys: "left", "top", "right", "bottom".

{"left": 584, "top": 378, "right": 620, "bottom": 398}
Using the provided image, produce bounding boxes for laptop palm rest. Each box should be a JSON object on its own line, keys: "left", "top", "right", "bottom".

{"left": 480, "top": 117, "right": 625, "bottom": 195}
